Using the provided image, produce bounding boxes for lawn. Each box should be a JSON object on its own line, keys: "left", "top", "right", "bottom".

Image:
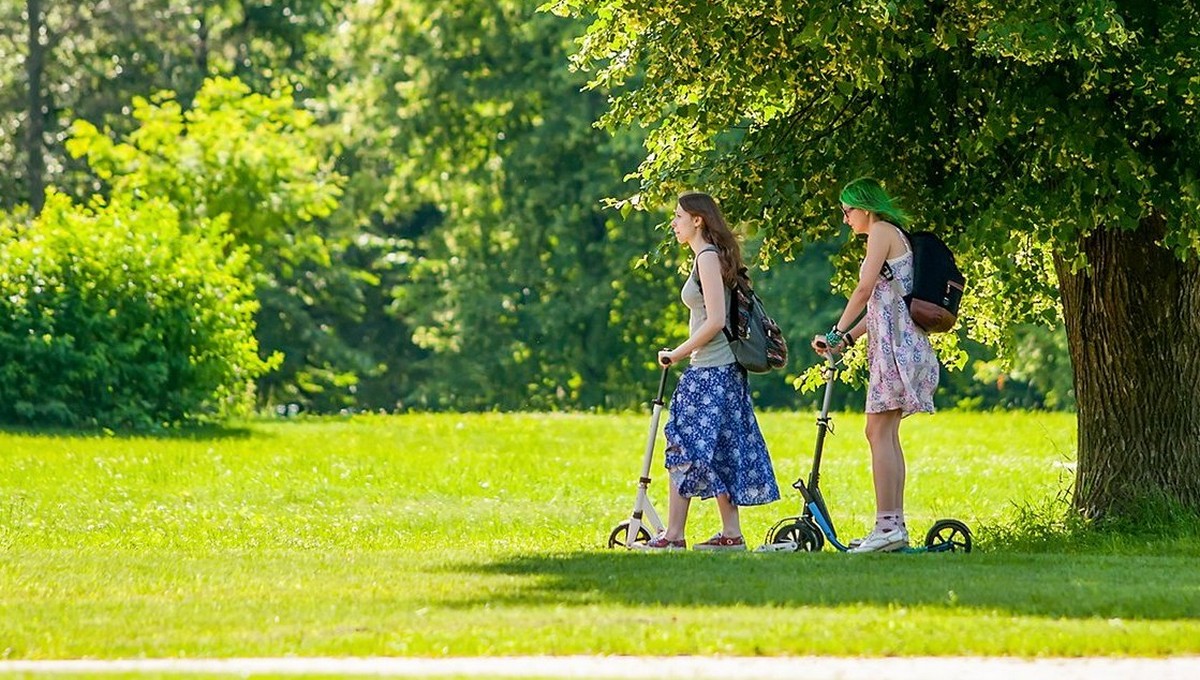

{"left": 2, "top": 408, "right": 1199, "bottom": 660}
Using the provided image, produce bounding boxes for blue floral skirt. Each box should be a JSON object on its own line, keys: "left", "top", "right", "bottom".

{"left": 663, "top": 363, "right": 780, "bottom": 506}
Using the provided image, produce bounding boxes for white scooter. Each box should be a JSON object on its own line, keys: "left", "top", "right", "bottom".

{"left": 606, "top": 364, "right": 672, "bottom": 548}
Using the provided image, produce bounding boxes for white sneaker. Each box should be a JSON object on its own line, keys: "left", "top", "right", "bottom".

{"left": 848, "top": 526, "right": 909, "bottom": 553}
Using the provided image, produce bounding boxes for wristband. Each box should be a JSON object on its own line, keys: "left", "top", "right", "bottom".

{"left": 824, "top": 327, "right": 845, "bottom": 349}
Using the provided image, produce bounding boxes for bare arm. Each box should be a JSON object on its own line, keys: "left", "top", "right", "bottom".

{"left": 834, "top": 223, "right": 893, "bottom": 332}
{"left": 812, "top": 224, "right": 896, "bottom": 355}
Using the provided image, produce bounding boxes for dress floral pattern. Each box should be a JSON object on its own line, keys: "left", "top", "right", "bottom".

{"left": 663, "top": 364, "right": 780, "bottom": 505}
{"left": 863, "top": 239, "right": 939, "bottom": 416}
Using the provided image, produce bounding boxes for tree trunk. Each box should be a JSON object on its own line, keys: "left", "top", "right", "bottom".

{"left": 196, "top": 5, "right": 209, "bottom": 77}
{"left": 25, "top": 0, "right": 46, "bottom": 213}
{"left": 1055, "top": 216, "right": 1200, "bottom": 519}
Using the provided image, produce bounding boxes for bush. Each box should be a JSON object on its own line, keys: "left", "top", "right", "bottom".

{"left": 0, "top": 191, "right": 277, "bottom": 429}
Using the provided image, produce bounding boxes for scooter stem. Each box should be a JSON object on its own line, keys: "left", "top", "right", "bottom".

{"left": 628, "top": 365, "right": 671, "bottom": 538}
{"left": 810, "top": 354, "right": 839, "bottom": 485}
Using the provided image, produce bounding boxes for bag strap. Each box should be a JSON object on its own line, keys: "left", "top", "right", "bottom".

{"left": 694, "top": 246, "right": 720, "bottom": 270}
{"left": 692, "top": 246, "right": 737, "bottom": 342}
{"left": 877, "top": 228, "right": 915, "bottom": 322}
{"left": 879, "top": 226, "right": 910, "bottom": 282}
{"left": 692, "top": 246, "right": 721, "bottom": 289}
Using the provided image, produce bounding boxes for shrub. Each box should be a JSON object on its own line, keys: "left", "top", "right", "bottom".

{"left": 0, "top": 191, "right": 277, "bottom": 429}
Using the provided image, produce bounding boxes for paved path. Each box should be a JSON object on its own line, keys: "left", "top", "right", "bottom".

{"left": 2, "top": 656, "right": 1198, "bottom": 678}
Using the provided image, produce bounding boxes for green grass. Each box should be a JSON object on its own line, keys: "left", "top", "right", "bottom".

{"left": 2, "top": 410, "right": 1199, "bottom": 660}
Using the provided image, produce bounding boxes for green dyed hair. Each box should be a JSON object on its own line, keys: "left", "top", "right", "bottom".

{"left": 839, "top": 177, "right": 910, "bottom": 227}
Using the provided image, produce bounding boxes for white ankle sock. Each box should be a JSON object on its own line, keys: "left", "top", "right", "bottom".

{"left": 875, "top": 510, "right": 905, "bottom": 533}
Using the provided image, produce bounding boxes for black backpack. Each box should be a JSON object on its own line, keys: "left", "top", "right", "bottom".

{"left": 883, "top": 229, "right": 965, "bottom": 333}
{"left": 695, "top": 251, "right": 788, "bottom": 373}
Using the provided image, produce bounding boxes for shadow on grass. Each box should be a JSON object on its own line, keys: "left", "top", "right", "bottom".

{"left": 460, "top": 549, "right": 1200, "bottom": 621}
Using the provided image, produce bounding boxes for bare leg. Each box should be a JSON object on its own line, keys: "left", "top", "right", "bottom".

{"left": 853, "top": 409, "right": 909, "bottom": 551}
{"left": 665, "top": 479, "right": 691, "bottom": 541}
{"left": 864, "top": 409, "right": 905, "bottom": 511}
{"left": 715, "top": 493, "right": 742, "bottom": 537}
{"left": 891, "top": 422, "right": 906, "bottom": 514}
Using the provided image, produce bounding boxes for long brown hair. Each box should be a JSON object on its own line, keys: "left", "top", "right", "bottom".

{"left": 678, "top": 191, "right": 743, "bottom": 287}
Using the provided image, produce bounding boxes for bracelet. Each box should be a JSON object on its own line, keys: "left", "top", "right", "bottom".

{"left": 824, "top": 327, "right": 845, "bottom": 349}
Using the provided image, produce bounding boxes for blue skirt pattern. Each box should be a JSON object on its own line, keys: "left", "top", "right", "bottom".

{"left": 663, "top": 364, "right": 780, "bottom": 506}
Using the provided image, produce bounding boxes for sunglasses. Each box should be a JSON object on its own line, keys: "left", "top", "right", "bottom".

{"left": 841, "top": 206, "right": 855, "bottom": 218}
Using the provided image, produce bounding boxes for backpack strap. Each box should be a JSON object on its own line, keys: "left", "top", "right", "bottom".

{"left": 894, "top": 225, "right": 911, "bottom": 255}
{"left": 692, "top": 246, "right": 737, "bottom": 343}
{"left": 880, "top": 225, "right": 911, "bottom": 282}
{"left": 691, "top": 246, "right": 721, "bottom": 287}
{"left": 694, "top": 246, "right": 720, "bottom": 266}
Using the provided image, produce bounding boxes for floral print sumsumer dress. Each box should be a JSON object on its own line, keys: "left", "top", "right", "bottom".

{"left": 663, "top": 364, "right": 781, "bottom": 505}
{"left": 864, "top": 229, "right": 940, "bottom": 416}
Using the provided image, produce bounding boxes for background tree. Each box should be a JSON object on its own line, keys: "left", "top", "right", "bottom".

{"left": 22, "top": 0, "right": 45, "bottom": 212}
{"left": 327, "top": 0, "right": 689, "bottom": 410}
{"left": 0, "top": 0, "right": 344, "bottom": 213}
{"left": 65, "top": 76, "right": 360, "bottom": 408}
{"left": 0, "top": 191, "right": 273, "bottom": 428}
{"left": 0, "top": 0, "right": 384, "bottom": 413}
{"left": 547, "top": 0, "right": 1196, "bottom": 519}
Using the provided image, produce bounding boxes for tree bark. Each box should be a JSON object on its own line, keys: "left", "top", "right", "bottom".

{"left": 25, "top": 0, "right": 46, "bottom": 213}
{"left": 1055, "top": 216, "right": 1200, "bottom": 519}
{"left": 196, "top": 4, "right": 209, "bottom": 77}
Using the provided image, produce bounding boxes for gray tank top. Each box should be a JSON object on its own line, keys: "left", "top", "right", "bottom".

{"left": 682, "top": 252, "right": 736, "bottom": 368}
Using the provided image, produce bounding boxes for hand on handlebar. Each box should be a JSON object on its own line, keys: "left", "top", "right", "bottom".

{"left": 811, "top": 334, "right": 848, "bottom": 358}
{"left": 811, "top": 334, "right": 833, "bottom": 357}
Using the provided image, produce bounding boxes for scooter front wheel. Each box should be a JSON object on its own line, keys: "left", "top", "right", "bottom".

{"left": 769, "top": 521, "right": 824, "bottom": 552}
{"left": 608, "top": 520, "right": 653, "bottom": 549}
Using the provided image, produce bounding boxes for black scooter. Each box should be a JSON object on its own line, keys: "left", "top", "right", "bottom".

{"left": 759, "top": 353, "right": 973, "bottom": 553}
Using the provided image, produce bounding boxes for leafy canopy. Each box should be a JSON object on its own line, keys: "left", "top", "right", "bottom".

{"left": 545, "top": 1, "right": 1200, "bottom": 352}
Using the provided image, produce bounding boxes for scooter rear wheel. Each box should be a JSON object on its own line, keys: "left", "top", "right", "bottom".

{"left": 608, "top": 520, "right": 653, "bottom": 549}
{"left": 924, "top": 519, "right": 972, "bottom": 553}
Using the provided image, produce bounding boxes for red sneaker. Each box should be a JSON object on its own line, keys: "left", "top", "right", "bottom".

{"left": 694, "top": 533, "right": 746, "bottom": 551}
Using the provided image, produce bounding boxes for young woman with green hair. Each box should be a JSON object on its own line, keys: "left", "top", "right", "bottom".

{"left": 811, "top": 177, "right": 939, "bottom": 553}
